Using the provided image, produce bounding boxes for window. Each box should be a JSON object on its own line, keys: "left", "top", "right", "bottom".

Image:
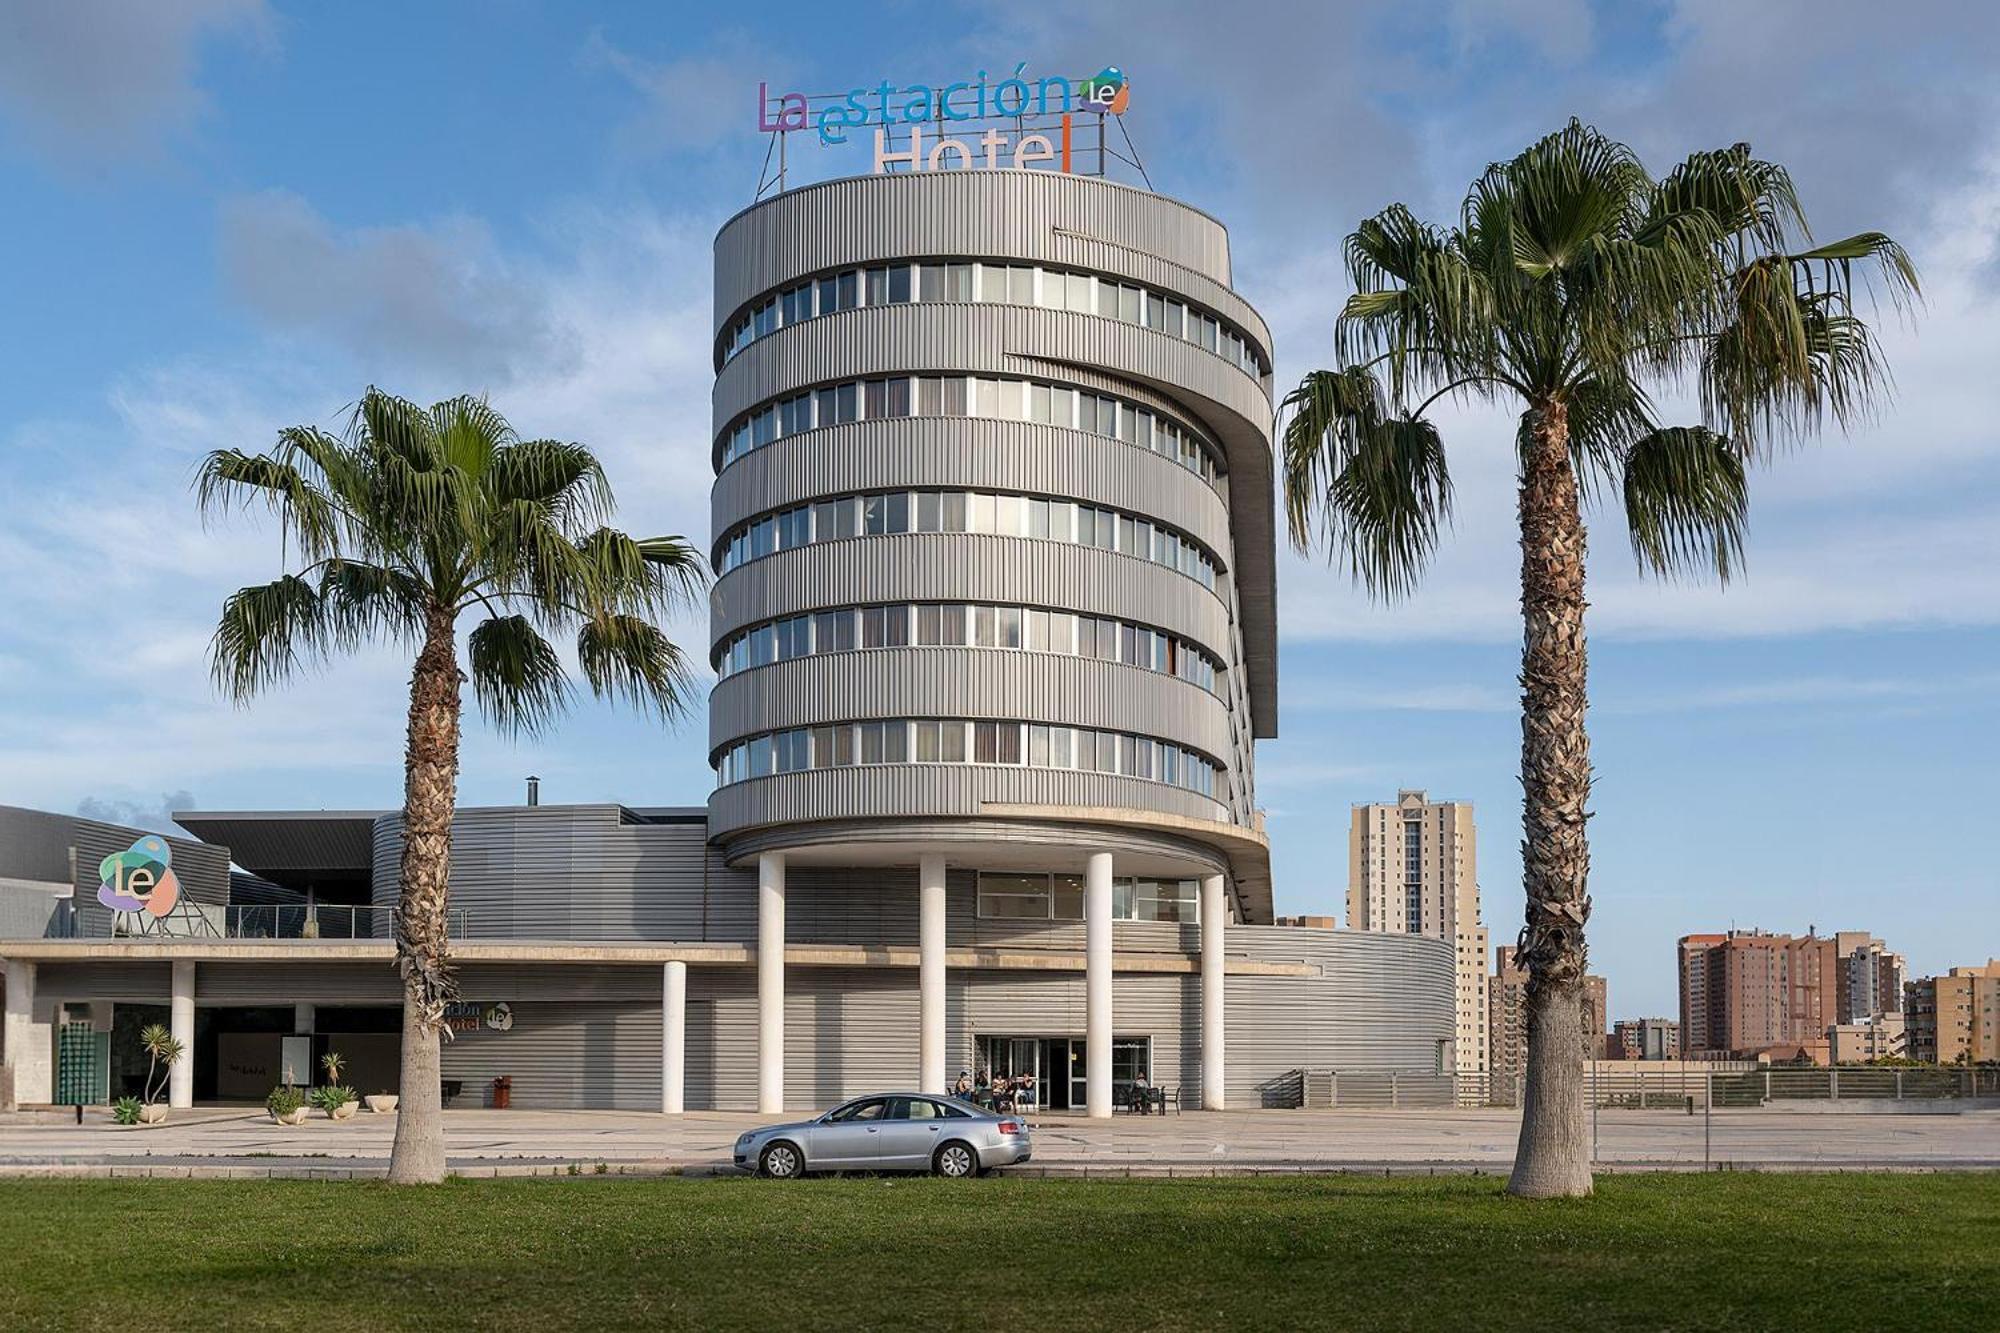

{"left": 827, "top": 1097, "right": 890, "bottom": 1123}
{"left": 814, "top": 609, "right": 855, "bottom": 653}
{"left": 888, "top": 264, "right": 912, "bottom": 302}
{"left": 897, "top": 1097, "right": 951, "bottom": 1121}
{"left": 978, "top": 873, "right": 1053, "bottom": 920}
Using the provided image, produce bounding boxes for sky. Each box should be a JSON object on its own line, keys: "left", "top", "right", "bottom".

{"left": 2, "top": 1, "right": 1997, "bottom": 1018}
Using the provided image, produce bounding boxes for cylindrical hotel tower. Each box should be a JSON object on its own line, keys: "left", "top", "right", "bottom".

{"left": 707, "top": 169, "right": 1276, "bottom": 1113}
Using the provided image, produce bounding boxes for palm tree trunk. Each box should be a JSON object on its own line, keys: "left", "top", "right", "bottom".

{"left": 1506, "top": 397, "right": 1595, "bottom": 1200}
{"left": 387, "top": 601, "right": 462, "bottom": 1185}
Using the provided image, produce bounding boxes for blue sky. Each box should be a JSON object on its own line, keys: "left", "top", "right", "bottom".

{"left": 2, "top": 1, "right": 1997, "bottom": 1017}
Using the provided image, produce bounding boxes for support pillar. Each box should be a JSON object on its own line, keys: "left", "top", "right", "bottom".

{"left": 2, "top": 961, "right": 52, "bottom": 1106}
{"left": 757, "top": 853, "right": 786, "bottom": 1114}
{"left": 662, "top": 960, "right": 686, "bottom": 1114}
{"left": 1200, "top": 873, "right": 1226, "bottom": 1110}
{"left": 1085, "top": 851, "right": 1113, "bottom": 1118}
{"left": 169, "top": 960, "right": 195, "bottom": 1109}
{"left": 919, "top": 854, "right": 947, "bottom": 1094}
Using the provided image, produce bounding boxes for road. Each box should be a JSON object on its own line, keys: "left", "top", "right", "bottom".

{"left": 3, "top": 1104, "right": 1997, "bottom": 1177}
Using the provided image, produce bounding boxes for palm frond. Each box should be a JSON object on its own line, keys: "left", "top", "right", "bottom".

{"left": 318, "top": 558, "right": 427, "bottom": 648}
{"left": 193, "top": 449, "right": 344, "bottom": 558}
{"left": 1621, "top": 426, "right": 1749, "bottom": 582}
{"left": 577, "top": 614, "right": 699, "bottom": 721}
{"left": 467, "top": 614, "right": 572, "bottom": 737}
{"left": 211, "top": 574, "right": 331, "bottom": 699}
{"left": 487, "top": 439, "right": 612, "bottom": 526}
{"left": 1281, "top": 367, "right": 1451, "bottom": 600}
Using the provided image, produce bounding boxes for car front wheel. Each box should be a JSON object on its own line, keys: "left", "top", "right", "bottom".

{"left": 759, "top": 1141, "right": 804, "bottom": 1179}
{"left": 933, "top": 1141, "right": 978, "bottom": 1178}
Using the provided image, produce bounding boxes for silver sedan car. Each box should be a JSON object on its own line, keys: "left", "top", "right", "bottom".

{"left": 733, "top": 1092, "right": 1032, "bottom": 1178}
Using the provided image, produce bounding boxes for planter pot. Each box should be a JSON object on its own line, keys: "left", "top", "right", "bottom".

{"left": 273, "top": 1107, "right": 309, "bottom": 1126}
{"left": 137, "top": 1103, "right": 168, "bottom": 1125}
{"left": 365, "top": 1095, "right": 399, "bottom": 1114}
{"left": 328, "top": 1100, "right": 357, "bottom": 1121}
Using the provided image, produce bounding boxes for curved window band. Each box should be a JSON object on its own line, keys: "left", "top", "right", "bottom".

{"left": 714, "top": 718, "right": 1226, "bottom": 806}
{"left": 718, "top": 258, "right": 1270, "bottom": 383}
{"left": 716, "top": 371, "right": 1224, "bottom": 488}
{"left": 715, "top": 601, "right": 1222, "bottom": 695}
{"left": 714, "top": 487, "right": 1221, "bottom": 593}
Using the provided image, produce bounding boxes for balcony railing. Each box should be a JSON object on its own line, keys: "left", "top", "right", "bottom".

{"left": 101, "top": 903, "right": 470, "bottom": 941}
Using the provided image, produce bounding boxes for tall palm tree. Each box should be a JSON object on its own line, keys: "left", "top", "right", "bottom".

{"left": 1282, "top": 122, "right": 1915, "bottom": 1197}
{"left": 197, "top": 388, "right": 705, "bottom": 1184}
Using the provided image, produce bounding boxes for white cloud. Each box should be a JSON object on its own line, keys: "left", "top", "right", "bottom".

{"left": 0, "top": 0, "right": 273, "bottom": 163}
{"left": 0, "top": 195, "right": 721, "bottom": 815}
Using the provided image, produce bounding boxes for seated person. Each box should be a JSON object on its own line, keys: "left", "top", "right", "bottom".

{"left": 1128, "top": 1072, "right": 1153, "bottom": 1114}
{"left": 952, "top": 1069, "right": 974, "bottom": 1099}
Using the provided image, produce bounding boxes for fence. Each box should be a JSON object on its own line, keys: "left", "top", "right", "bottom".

{"left": 104, "top": 904, "right": 470, "bottom": 941}
{"left": 1293, "top": 1070, "right": 1458, "bottom": 1109}
{"left": 1458, "top": 1062, "right": 2000, "bottom": 1109}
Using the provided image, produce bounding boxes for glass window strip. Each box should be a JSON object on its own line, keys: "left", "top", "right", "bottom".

{"left": 716, "top": 370, "right": 1227, "bottom": 487}
{"left": 714, "top": 486, "right": 1221, "bottom": 592}
{"left": 718, "top": 259, "right": 1270, "bottom": 380}
{"left": 713, "top": 717, "right": 1227, "bottom": 806}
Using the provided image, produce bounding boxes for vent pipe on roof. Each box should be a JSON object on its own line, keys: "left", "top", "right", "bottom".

{"left": 526, "top": 775, "right": 540, "bottom": 807}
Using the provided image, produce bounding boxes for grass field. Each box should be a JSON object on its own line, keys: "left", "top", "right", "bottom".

{"left": 3, "top": 1173, "right": 1996, "bottom": 1330}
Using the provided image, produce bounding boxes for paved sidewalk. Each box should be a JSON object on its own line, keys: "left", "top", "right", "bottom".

{"left": 3, "top": 1105, "right": 1997, "bottom": 1179}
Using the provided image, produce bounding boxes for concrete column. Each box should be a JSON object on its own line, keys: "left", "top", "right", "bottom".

{"left": 2, "top": 961, "right": 52, "bottom": 1105}
{"left": 919, "top": 854, "right": 947, "bottom": 1093}
{"left": 1200, "top": 873, "right": 1226, "bottom": 1110}
{"left": 294, "top": 1002, "right": 316, "bottom": 1034}
{"left": 757, "top": 853, "right": 786, "bottom": 1114}
{"left": 662, "top": 960, "right": 687, "bottom": 1115}
{"left": 169, "top": 960, "right": 195, "bottom": 1109}
{"left": 1085, "top": 851, "right": 1114, "bottom": 1118}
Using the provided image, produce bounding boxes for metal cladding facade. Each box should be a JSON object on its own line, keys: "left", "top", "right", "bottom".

{"left": 705, "top": 172, "right": 1278, "bottom": 915}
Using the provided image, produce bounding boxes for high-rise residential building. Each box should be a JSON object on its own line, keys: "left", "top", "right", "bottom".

{"left": 1612, "top": 1017, "right": 1680, "bottom": 1061}
{"left": 1678, "top": 928, "right": 1903, "bottom": 1061}
{"left": 1904, "top": 961, "right": 2000, "bottom": 1064}
{"left": 1833, "top": 933, "right": 1906, "bottom": 1024}
{"left": 1350, "top": 791, "right": 1487, "bottom": 1077}
{"left": 1488, "top": 945, "right": 1608, "bottom": 1093}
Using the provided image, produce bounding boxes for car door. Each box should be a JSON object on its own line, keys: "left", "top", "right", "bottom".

{"left": 806, "top": 1097, "right": 891, "bottom": 1167}
{"left": 877, "top": 1097, "right": 953, "bottom": 1168}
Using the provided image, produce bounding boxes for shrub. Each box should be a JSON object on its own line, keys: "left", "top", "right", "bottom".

{"left": 112, "top": 1096, "right": 142, "bottom": 1126}
{"left": 267, "top": 1084, "right": 306, "bottom": 1118}
{"left": 311, "top": 1084, "right": 356, "bottom": 1113}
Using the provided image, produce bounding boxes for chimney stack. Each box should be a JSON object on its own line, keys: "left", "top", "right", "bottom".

{"left": 526, "top": 775, "right": 540, "bottom": 807}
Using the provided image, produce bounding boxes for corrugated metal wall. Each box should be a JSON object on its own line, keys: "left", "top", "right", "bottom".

{"left": 710, "top": 416, "right": 1232, "bottom": 567}
{"left": 711, "top": 173, "right": 1257, "bottom": 342}
{"left": 707, "top": 648, "right": 1232, "bottom": 761}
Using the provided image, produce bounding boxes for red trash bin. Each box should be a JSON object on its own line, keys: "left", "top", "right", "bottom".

{"left": 491, "top": 1076, "right": 512, "bottom": 1109}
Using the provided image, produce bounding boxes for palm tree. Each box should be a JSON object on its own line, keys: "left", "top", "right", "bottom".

{"left": 139, "top": 1023, "right": 183, "bottom": 1106}
{"left": 196, "top": 388, "right": 705, "bottom": 1184}
{"left": 1282, "top": 122, "right": 1916, "bottom": 1197}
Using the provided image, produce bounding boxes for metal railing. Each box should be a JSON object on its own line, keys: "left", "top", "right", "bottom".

{"left": 1294, "top": 1069, "right": 1458, "bottom": 1109}
{"left": 1456, "top": 1063, "right": 2000, "bottom": 1109}
{"left": 104, "top": 903, "right": 470, "bottom": 941}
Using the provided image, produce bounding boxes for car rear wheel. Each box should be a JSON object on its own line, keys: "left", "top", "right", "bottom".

{"left": 933, "top": 1141, "right": 978, "bottom": 1178}
{"left": 759, "top": 1141, "right": 803, "bottom": 1179}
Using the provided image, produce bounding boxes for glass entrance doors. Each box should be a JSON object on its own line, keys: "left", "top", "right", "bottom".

{"left": 974, "top": 1035, "right": 1152, "bottom": 1111}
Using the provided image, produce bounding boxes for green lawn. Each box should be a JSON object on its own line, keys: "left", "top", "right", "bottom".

{"left": 2, "top": 1174, "right": 1996, "bottom": 1330}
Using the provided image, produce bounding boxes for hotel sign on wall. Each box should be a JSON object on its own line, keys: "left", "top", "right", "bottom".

{"left": 756, "top": 65, "right": 1130, "bottom": 176}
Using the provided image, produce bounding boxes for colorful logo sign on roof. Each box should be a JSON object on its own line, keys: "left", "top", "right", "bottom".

{"left": 1079, "top": 67, "right": 1129, "bottom": 115}
{"left": 97, "top": 836, "right": 181, "bottom": 918}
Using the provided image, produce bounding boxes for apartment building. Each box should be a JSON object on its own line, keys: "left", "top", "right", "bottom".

{"left": 1679, "top": 928, "right": 1903, "bottom": 1061}
{"left": 1488, "top": 945, "right": 1607, "bottom": 1092}
{"left": 1904, "top": 961, "right": 2000, "bottom": 1064}
{"left": 1350, "top": 791, "right": 1487, "bottom": 1078}
{"left": 1611, "top": 1017, "right": 1680, "bottom": 1061}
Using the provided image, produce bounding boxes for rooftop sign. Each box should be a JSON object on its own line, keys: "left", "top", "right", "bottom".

{"left": 752, "top": 65, "right": 1145, "bottom": 191}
